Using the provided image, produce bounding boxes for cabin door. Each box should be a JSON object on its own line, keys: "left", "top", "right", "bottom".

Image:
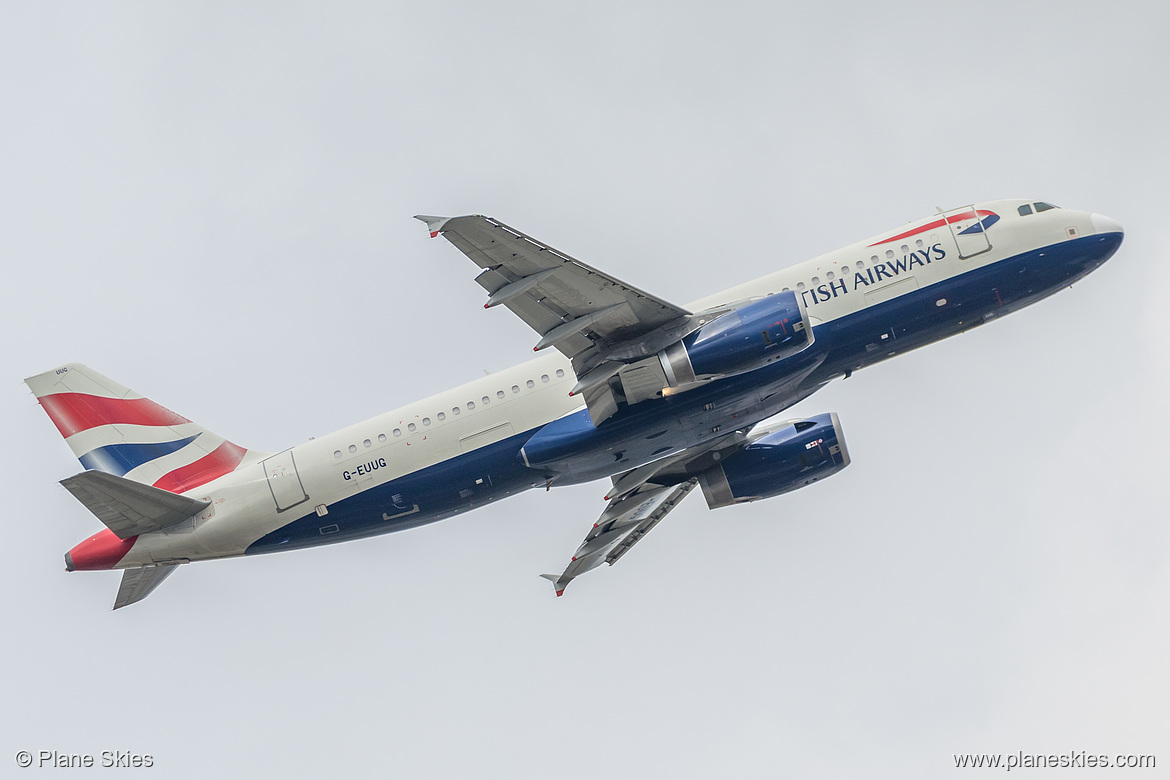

{"left": 263, "top": 450, "right": 310, "bottom": 512}
{"left": 942, "top": 204, "right": 993, "bottom": 260}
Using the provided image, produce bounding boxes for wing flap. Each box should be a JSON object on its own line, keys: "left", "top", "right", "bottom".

{"left": 581, "top": 378, "right": 620, "bottom": 426}
{"left": 61, "top": 471, "right": 210, "bottom": 540}
{"left": 605, "top": 480, "right": 697, "bottom": 566}
{"left": 619, "top": 359, "right": 670, "bottom": 405}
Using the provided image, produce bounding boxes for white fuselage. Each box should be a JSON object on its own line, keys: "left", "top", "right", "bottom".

{"left": 117, "top": 200, "right": 1118, "bottom": 568}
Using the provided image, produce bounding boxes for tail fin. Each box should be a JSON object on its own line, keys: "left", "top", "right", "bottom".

{"left": 26, "top": 363, "right": 256, "bottom": 494}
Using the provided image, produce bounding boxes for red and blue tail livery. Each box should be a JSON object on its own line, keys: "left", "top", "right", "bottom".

{"left": 28, "top": 364, "right": 253, "bottom": 494}
{"left": 28, "top": 199, "right": 1124, "bottom": 608}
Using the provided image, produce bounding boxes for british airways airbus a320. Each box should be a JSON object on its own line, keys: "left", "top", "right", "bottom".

{"left": 28, "top": 200, "right": 1123, "bottom": 608}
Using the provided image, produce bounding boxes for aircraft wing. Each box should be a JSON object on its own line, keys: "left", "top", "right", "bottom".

{"left": 541, "top": 480, "right": 698, "bottom": 597}
{"left": 416, "top": 215, "right": 702, "bottom": 424}
{"left": 540, "top": 428, "right": 762, "bottom": 595}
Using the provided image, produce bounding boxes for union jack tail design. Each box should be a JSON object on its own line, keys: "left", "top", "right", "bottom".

{"left": 26, "top": 363, "right": 257, "bottom": 495}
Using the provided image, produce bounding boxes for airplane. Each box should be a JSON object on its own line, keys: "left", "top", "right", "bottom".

{"left": 26, "top": 199, "right": 1124, "bottom": 608}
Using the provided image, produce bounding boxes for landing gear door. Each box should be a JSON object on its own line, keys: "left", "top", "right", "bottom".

{"left": 943, "top": 204, "right": 992, "bottom": 260}
{"left": 263, "top": 450, "right": 309, "bottom": 512}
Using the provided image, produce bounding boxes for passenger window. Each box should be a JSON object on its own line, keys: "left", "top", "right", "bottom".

{"left": 1018, "top": 204, "right": 1033, "bottom": 216}
{"left": 422, "top": 418, "right": 431, "bottom": 426}
{"left": 526, "top": 379, "right": 535, "bottom": 389}
{"left": 378, "top": 434, "right": 386, "bottom": 443}
{"left": 482, "top": 396, "right": 490, "bottom": 405}
{"left": 496, "top": 390, "right": 505, "bottom": 399}
{"left": 363, "top": 439, "right": 371, "bottom": 448}
{"left": 467, "top": 401, "right": 475, "bottom": 410}
{"left": 452, "top": 407, "right": 461, "bottom": 415}
{"left": 407, "top": 423, "right": 416, "bottom": 432}
{"left": 334, "top": 450, "right": 342, "bottom": 459}
{"left": 437, "top": 412, "right": 446, "bottom": 421}
{"left": 1034, "top": 202, "right": 1056, "bottom": 212}
{"left": 512, "top": 385, "right": 520, "bottom": 394}
{"left": 556, "top": 369, "right": 565, "bottom": 378}
{"left": 541, "top": 374, "right": 549, "bottom": 383}
{"left": 393, "top": 428, "right": 402, "bottom": 437}
{"left": 348, "top": 444, "right": 357, "bottom": 454}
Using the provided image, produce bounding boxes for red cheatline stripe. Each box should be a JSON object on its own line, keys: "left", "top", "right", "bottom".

{"left": 38, "top": 393, "right": 189, "bottom": 438}
{"left": 153, "top": 441, "right": 248, "bottom": 494}
{"left": 867, "top": 210, "right": 992, "bottom": 247}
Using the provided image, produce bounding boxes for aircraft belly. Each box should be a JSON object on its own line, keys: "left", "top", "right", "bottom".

{"left": 243, "top": 429, "right": 545, "bottom": 555}
{"left": 518, "top": 350, "right": 827, "bottom": 485}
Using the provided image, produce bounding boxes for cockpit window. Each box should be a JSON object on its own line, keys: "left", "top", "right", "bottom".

{"left": 1018, "top": 204, "right": 1033, "bottom": 216}
{"left": 1034, "top": 202, "right": 1057, "bottom": 212}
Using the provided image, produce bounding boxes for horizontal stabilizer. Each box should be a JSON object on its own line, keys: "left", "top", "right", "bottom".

{"left": 114, "top": 564, "right": 179, "bottom": 610}
{"left": 61, "top": 471, "right": 210, "bottom": 540}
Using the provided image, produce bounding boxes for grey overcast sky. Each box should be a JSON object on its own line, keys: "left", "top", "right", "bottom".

{"left": 2, "top": 2, "right": 1167, "bottom": 778}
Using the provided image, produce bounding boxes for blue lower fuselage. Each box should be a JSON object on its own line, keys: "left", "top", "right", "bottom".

{"left": 246, "top": 231, "right": 1122, "bottom": 556}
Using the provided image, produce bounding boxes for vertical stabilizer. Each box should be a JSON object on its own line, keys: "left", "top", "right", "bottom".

{"left": 26, "top": 364, "right": 259, "bottom": 494}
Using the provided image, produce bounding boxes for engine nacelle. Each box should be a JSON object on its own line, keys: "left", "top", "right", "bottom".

{"left": 657, "top": 290, "right": 812, "bottom": 388}
{"left": 698, "top": 412, "right": 850, "bottom": 509}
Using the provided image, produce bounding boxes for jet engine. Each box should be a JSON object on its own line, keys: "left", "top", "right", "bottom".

{"left": 657, "top": 291, "right": 813, "bottom": 389}
{"left": 698, "top": 412, "right": 850, "bottom": 509}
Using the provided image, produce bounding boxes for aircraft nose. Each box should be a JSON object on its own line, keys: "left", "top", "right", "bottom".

{"left": 1090, "top": 213, "right": 1124, "bottom": 236}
